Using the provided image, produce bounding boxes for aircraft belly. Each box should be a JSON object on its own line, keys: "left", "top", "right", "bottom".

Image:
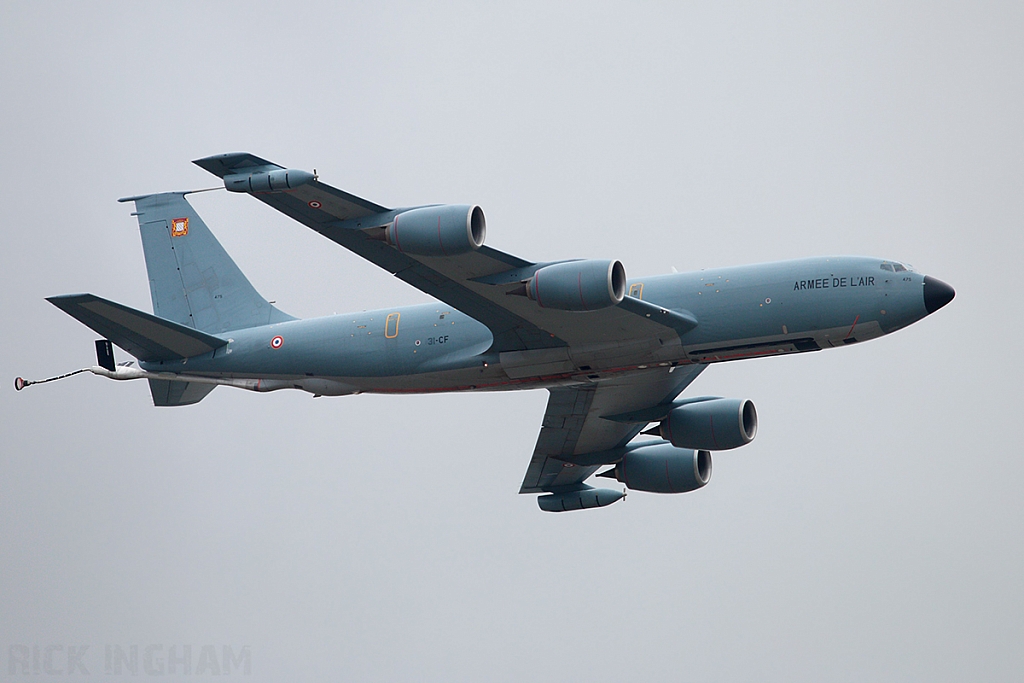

{"left": 499, "top": 348, "right": 574, "bottom": 379}
{"left": 682, "top": 319, "right": 885, "bottom": 362}
{"left": 316, "top": 367, "right": 551, "bottom": 394}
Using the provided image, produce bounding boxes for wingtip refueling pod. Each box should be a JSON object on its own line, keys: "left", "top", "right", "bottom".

{"left": 223, "top": 168, "right": 315, "bottom": 194}
{"left": 537, "top": 487, "right": 625, "bottom": 512}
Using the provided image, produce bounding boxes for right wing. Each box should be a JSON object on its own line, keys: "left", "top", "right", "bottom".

{"left": 194, "top": 153, "right": 698, "bottom": 354}
{"left": 519, "top": 364, "right": 706, "bottom": 493}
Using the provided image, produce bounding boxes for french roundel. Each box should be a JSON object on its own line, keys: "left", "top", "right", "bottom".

{"left": 271, "top": 335, "right": 284, "bottom": 349}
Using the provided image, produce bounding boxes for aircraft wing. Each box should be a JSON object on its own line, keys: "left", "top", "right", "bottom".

{"left": 194, "top": 153, "right": 697, "bottom": 353}
{"left": 519, "top": 364, "right": 705, "bottom": 493}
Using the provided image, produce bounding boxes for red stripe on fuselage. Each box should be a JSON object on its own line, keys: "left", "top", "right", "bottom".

{"left": 846, "top": 315, "right": 860, "bottom": 339}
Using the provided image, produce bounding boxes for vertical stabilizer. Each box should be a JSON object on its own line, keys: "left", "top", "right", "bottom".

{"left": 120, "top": 192, "right": 294, "bottom": 333}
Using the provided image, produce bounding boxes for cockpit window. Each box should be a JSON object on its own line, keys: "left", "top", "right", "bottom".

{"left": 893, "top": 263, "right": 907, "bottom": 272}
{"left": 880, "top": 262, "right": 912, "bottom": 273}
{"left": 880, "top": 263, "right": 895, "bottom": 272}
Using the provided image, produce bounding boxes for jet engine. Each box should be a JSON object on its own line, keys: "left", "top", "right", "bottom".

{"left": 385, "top": 205, "right": 486, "bottom": 256}
{"left": 657, "top": 398, "right": 757, "bottom": 451}
{"left": 523, "top": 259, "right": 626, "bottom": 311}
{"left": 598, "top": 443, "right": 712, "bottom": 493}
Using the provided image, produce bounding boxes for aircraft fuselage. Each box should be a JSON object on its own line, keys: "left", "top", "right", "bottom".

{"left": 139, "top": 255, "right": 947, "bottom": 395}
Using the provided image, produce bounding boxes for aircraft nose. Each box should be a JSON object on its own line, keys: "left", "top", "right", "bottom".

{"left": 923, "top": 276, "right": 955, "bottom": 314}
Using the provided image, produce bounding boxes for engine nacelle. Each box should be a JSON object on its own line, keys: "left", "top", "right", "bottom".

{"left": 537, "top": 487, "right": 625, "bottom": 512}
{"left": 386, "top": 205, "right": 486, "bottom": 256}
{"left": 224, "top": 168, "right": 315, "bottom": 193}
{"left": 525, "top": 259, "right": 626, "bottom": 311}
{"left": 599, "top": 443, "right": 712, "bottom": 493}
{"left": 659, "top": 398, "right": 757, "bottom": 451}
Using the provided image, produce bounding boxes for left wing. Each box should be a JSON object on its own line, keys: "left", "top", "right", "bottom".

{"left": 194, "top": 153, "right": 697, "bottom": 353}
{"left": 519, "top": 364, "right": 705, "bottom": 493}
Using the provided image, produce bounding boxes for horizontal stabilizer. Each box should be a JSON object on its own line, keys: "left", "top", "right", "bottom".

{"left": 191, "top": 152, "right": 281, "bottom": 178}
{"left": 148, "top": 378, "right": 216, "bottom": 406}
{"left": 47, "top": 294, "right": 228, "bottom": 361}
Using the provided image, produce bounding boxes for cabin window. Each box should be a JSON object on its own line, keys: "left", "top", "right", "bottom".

{"left": 385, "top": 312, "right": 400, "bottom": 338}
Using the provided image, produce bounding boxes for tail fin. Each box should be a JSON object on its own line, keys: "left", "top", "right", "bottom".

{"left": 119, "top": 191, "right": 295, "bottom": 333}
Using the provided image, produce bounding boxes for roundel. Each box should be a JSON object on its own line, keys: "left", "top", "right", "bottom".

{"left": 308, "top": 200, "right": 322, "bottom": 209}
{"left": 271, "top": 335, "right": 284, "bottom": 349}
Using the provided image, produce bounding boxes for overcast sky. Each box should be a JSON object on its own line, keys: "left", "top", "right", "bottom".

{"left": 2, "top": 2, "right": 1022, "bottom": 681}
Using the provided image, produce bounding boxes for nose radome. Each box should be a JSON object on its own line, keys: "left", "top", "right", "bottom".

{"left": 923, "top": 276, "right": 955, "bottom": 314}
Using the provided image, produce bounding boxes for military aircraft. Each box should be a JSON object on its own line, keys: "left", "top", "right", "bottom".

{"left": 17, "top": 153, "right": 955, "bottom": 511}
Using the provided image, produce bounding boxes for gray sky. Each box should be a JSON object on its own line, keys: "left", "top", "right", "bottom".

{"left": 2, "top": 2, "right": 1022, "bottom": 681}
